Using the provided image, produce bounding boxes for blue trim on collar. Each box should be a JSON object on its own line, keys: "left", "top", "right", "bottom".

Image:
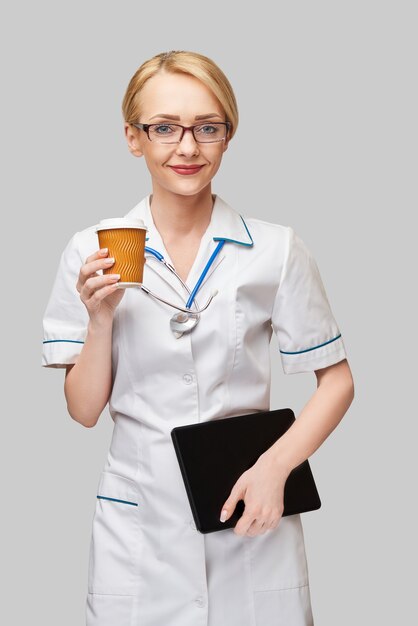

{"left": 146, "top": 215, "right": 253, "bottom": 247}
{"left": 213, "top": 216, "right": 254, "bottom": 247}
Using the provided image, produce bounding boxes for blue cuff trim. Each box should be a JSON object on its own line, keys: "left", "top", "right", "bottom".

{"left": 97, "top": 495, "right": 138, "bottom": 507}
{"left": 280, "top": 333, "right": 341, "bottom": 355}
{"left": 43, "top": 339, "right": 85, "bottom": 344}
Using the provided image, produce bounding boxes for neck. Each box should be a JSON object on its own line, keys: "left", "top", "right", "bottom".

{"left": 149, "top": 185, "right": 214, "bottom": 241}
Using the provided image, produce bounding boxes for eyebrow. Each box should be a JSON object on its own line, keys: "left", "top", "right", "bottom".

{"left": 149, "top": 113, "right": 223, "bottom": 121}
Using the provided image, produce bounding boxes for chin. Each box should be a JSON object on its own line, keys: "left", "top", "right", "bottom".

{"left": 160, "top": 179, "right": 213, "bottom": 197}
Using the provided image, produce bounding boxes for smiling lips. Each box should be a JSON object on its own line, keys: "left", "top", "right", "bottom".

{"left": 168, "top": 165, "right": 205, "bottom": 175}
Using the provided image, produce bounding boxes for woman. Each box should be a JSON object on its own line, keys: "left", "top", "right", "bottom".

{"left": 42, "top": 50, "right": 354, "bottom": 626}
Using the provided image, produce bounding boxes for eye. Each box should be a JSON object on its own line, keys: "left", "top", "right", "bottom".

{"left": 196, "top": 124, "right": 219, "bottom": 135}
{"left": 152, "top": 124, "right": 176, "bottom": 135}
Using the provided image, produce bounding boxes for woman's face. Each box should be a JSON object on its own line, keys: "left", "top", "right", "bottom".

{"left": 124, "top": 72, "right": 230, "bottom": 198}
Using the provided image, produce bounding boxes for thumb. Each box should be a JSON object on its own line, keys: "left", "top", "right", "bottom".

{"left": 220, "top": 482, "right": 245, "bottom": 523}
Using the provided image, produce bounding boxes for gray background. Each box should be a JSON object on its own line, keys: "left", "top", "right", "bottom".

{"left": 2, "top": 0, "right": 416, "bottom": 624}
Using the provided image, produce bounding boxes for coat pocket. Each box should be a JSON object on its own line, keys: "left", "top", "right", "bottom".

{"left": 88, "top": 472, "right": 142, "bottom": 595}
{"left": 253, "top": 585, "right": 314, "bottom": 626}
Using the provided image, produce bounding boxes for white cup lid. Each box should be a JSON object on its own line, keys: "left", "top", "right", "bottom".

{"left": 95, "top": 217, "right": 148, "bottom": 232}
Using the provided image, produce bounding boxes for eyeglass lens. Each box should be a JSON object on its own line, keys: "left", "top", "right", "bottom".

{"left": 148, "top": 123, "right": 227, "bottom": 143}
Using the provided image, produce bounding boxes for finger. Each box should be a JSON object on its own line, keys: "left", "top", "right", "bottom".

{"left": 82, "top": 274, "right": 120, "bottom": 299}
{"left": 234, "top": 514, "right": 255, "bottom": 536}
{"left": 86, "top": 281, "right": 121, "bottom": 306}
{"left": 250, "top": 521, "right": 270, "bottom": 535}
{"left": 245, "top": 511, "right": 264, "bottom": 534}
{"left": 233, "top": 504, "right": 256, "bottom": 535}
{"left": 268, "top": 511, "right": 283, "bottom": 530}
{"left": 220, "top": 482, "right": 246, "bottom": 523}
{"left": 220, "top": 497, "right": 239, "bottom": 523}
{"left": 81, "top": 256, "right": 115, "bottom": 279}
{"left": 84, "top": 248, "right": 109, "bottom": 264}
{"left": 77, "top": 256, "right": 116, "bottom": 292}
{"left": 247, "top": 519, "right": 268, "bottom": 536}
{"left": 236, "top": 500, "right": 270, "bottom": 535}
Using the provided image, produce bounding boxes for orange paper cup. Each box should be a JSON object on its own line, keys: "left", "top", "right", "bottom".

{"left": 95, "top": 217, "right": 148, "bottom": 287}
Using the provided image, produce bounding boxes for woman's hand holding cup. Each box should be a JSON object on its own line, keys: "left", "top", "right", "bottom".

{"left": 77, "top": 216, "right": 147, "bottom": 325}
{"left": 77, "top": 248, "right": 125, "bottom": 324}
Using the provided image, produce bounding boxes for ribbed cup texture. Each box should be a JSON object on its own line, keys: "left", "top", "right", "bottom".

{"left": 97, "top": 228, "right": 146, "bottom": 283}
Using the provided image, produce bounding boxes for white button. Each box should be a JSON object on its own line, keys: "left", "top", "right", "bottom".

{"left": 195, "top": 596, "right": 205, "bottom": 608}
{"left": 183, "top": 373, "right": 193, "bottom": 385}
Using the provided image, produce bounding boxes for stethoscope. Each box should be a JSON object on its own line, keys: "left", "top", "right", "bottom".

{"left": 139, "top": 240, "right": 226, "bottom": 338}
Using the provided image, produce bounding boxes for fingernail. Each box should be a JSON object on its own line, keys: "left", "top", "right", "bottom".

{"left": 105, "top": 257, "right": 115, "bottom": 263}
{"left": 100, "top": 248, "right": 108, "bottom": 254}
{"left": 220, "top": 509, "right": 228, "bottom": 522}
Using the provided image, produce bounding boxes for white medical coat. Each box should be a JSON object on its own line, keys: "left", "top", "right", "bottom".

{"left": 42, "top": 194, "right": 348, "bottom": 626}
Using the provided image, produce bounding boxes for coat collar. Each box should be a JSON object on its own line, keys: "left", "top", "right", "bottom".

{"left": 124, "top": 194, "right": 254, "bottom": 247}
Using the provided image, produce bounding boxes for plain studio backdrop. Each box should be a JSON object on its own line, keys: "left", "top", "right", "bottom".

{"left": 1, "top": 1, "right": 416, "bottom": 624}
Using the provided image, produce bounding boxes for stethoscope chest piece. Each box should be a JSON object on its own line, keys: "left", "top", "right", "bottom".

{"left": 170, "top": 311, "right": 200, "bottom": 339}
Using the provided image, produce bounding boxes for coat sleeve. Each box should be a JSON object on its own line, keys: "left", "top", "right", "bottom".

{"left": 42, "top": 231, "right": 89, "bottom": 368}
{"left": 271, "top": 226, "right": 348, "bottom": 374}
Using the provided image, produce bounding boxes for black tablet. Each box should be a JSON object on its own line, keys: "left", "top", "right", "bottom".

{"left": 171, "top": 408, "right": 321, "bottom": 534}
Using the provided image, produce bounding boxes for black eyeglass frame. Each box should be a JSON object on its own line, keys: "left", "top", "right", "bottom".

{"left": 130, "top": 121, "right": 231, "bottom": 144}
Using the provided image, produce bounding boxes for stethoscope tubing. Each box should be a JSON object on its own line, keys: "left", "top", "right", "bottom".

{"left": 142, "top": 241, "right": 225, "bottom": 314}
{"left": 182, "top": 240, "right": 225, "bottom": 308}
{"left": 140, "top": 284, "right": 216, "bottom": 315}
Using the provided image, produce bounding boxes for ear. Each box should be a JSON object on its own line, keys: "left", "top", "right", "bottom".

{"left": 124, "top": 123, "right": 144, "bottom": 158}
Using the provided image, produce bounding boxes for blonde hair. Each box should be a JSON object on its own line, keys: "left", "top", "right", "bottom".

{"left": 122, "top": 50, "right": 239, "bottom": 140}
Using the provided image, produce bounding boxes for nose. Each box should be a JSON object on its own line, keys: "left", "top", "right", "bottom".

{"left": 176, "top": 128, "right": 199, "bottom": 157}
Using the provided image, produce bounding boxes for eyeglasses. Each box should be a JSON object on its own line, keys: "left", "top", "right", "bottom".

{"left": 130, "top": 121, "right": 231, "bottom": 144}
